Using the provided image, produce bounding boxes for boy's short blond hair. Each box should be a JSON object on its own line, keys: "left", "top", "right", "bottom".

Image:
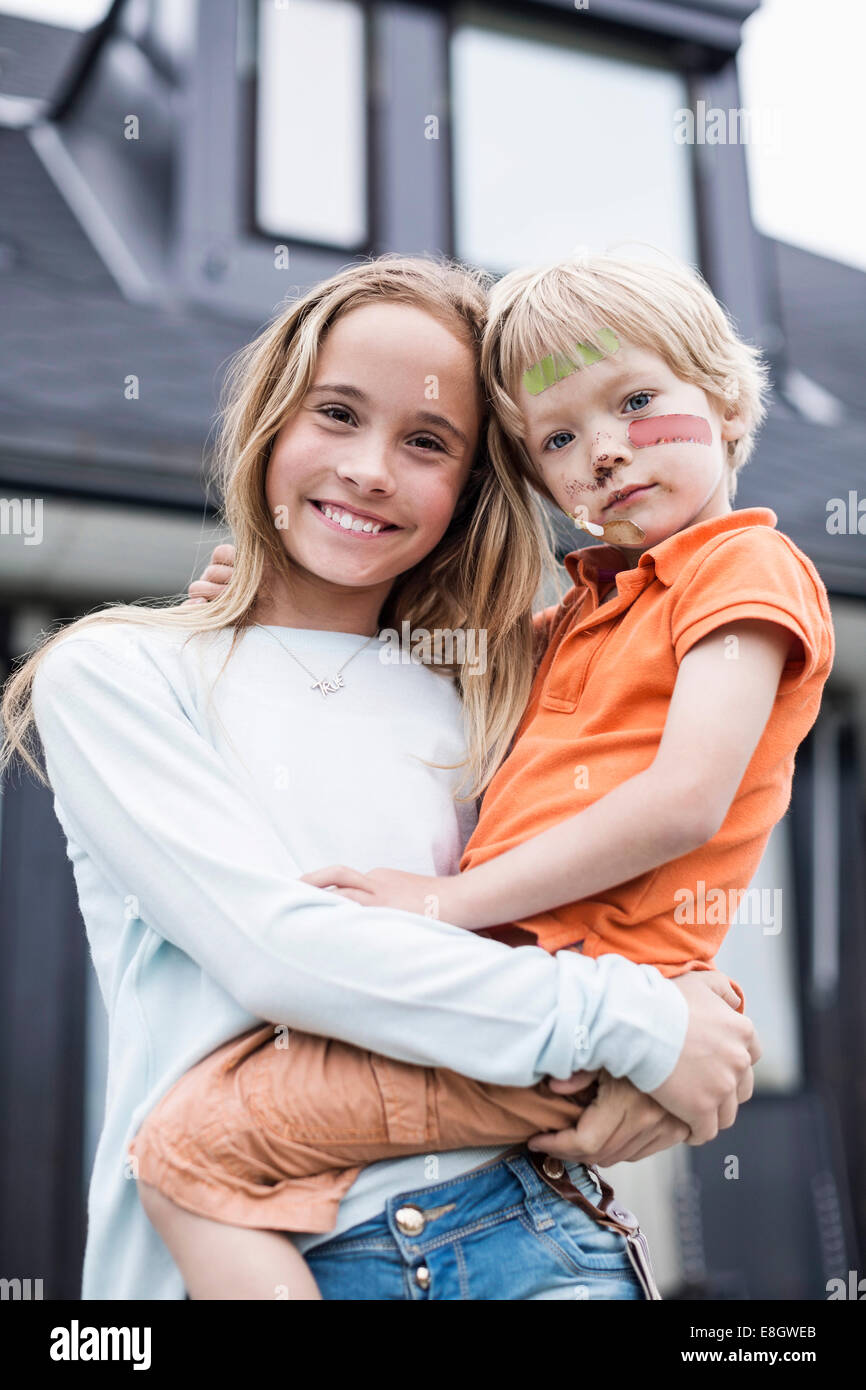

{"left": 481, "top": 250, "right": 771, "bottom": 502}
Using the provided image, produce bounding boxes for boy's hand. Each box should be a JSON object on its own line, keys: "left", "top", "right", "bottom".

{"left": 527, "top": 968, "right": 750, "bottom": 1163}
{"left": 299, "top": 864, "right": 469, "bottom": 925}
{"left": 528, "top": 1070, "right": 690, "bottom": 1166}
{"left": 179, "top": 543, "right": 236, "bottom": 607}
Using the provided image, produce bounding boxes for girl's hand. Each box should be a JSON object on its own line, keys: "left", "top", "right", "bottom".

{"left": 180, "top": 543, "right": 236, "bottom": 607}
{"left": 300, "top": 864, "right": 467, "bottom": 924}
{"left": 528, "top": 1070, "right": 691, "bottom": 1167}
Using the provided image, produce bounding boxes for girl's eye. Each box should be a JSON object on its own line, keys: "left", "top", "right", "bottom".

{"left": 544, "top": 431, "right": 575, "bottom": 452}
{"left": 624, "top": 391, "right": 653, "bottom": 413}
{"left": 319, "top": 405, "right": 356, "bottom": 425}
{"left": 410, "top": 435, "right": 445, "bottom": 452}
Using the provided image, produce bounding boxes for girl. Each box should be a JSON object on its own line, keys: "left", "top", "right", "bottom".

{"left": 2, "top": 256, "right": 755, "bottom": 1302}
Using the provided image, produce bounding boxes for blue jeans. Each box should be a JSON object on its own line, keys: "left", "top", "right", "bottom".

{"left": 306, "top": 1151, "right": 645, "bottom": 1300}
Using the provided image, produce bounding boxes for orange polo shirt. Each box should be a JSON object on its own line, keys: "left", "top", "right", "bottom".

{"left": 460, "top": 508, "right": 834, "bottom": 995}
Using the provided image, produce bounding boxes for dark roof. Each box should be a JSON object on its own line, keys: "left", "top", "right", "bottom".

{"left": 0, "top": 127, "right": 252, "bottom": 508}
{"left": 737, "top": 409, "right": 866, "bottom": 598}
{"left": 767, "top": 236, "right": 866, "bottom": 424}
{"left": 0, "top": 15, "right": 82, "bottom": 102}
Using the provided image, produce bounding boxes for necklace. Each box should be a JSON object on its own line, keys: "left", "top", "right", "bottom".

{"left": 255, "top": 623, "right": 380, "bottom": 698}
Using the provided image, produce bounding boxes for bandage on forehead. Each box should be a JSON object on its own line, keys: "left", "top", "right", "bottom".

{"left": 522, "top": 329, "right": 619, "bottom": 395}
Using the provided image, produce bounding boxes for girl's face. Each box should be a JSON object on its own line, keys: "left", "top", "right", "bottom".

{"left": 265, "top": 302, "right": 482, "bottom": 602}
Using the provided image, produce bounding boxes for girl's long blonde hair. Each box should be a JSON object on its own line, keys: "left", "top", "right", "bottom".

{"left": 1, "top": 255, "right": 557, "bottom": 801}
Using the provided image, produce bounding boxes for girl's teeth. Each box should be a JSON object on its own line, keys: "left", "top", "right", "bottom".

{"left": 319, "top": 503, "right": 385, "bottom": 534}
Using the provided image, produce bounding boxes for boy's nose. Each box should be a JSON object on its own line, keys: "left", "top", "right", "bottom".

{"left": 591, "top": 432, "right": 632, "bottom": 474}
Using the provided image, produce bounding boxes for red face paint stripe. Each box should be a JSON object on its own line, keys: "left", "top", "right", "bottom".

{"left": 627, "top": 414, "right": 712, "bottom": 448}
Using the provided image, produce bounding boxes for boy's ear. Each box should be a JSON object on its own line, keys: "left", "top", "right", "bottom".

{"left": 720, "top": 403, "right": 748, "bottom": 443}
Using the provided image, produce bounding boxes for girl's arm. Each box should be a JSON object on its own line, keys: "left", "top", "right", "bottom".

{"left": 31, "top": 627, "right": 689, "bottom": 1095}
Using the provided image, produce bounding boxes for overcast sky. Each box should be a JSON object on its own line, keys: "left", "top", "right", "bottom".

{"left": 4, "top": 0, "right": 863, "bottom": 271}
{"left": 738, "top": 0, "right": 865, "bottom": 271}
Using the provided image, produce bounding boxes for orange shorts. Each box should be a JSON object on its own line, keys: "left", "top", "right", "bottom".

{"left": 128, "top": 1023, "right": 594, "bottom": 1235}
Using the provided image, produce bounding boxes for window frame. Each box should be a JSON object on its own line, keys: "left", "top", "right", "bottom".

{"left": 445, "top": 2, "right": 703, "bottom": 277}
{"left": 248, "top": 0, "right": 375, "bottom": 258}
{"left": 174, "top": 0, "right": 772, "bottom": 349}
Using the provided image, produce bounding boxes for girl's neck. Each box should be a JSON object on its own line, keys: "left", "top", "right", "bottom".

{"left": 252, "top": 561, "right": 387, "bottom": 636}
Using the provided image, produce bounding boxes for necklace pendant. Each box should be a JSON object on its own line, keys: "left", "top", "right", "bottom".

{"left": 311, "top": 673, "right": 345, "bottom": 697}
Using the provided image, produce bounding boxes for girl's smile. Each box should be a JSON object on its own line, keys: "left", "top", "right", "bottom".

{"left": 308, "top": 498, "right": 402, "bottom": 536}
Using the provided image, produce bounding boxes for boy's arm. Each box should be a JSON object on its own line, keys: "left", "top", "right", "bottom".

{"left": 309, "top": 619, "right": 793, "bottom": 928}
{"left": 452, "top": 617, "right": 794, "bottom": 926}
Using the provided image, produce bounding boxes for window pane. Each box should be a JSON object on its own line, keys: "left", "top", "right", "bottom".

{"left": 451, "top": 18, "right": 697, "bottom": 272}
{"left": 255, "top": 0, "right": 366, "bottom": 248}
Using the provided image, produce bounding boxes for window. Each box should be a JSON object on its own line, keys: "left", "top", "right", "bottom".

{"left": 254, "top": 0, "right": 368, "bottom": 250}
{"left": 450, "top": 12, "right": 698, "bottom": 272}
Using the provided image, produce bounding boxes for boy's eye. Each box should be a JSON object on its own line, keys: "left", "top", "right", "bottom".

{"left": 544, "top": 431, "right": 575, "bottom": 452}
{"left": 623, "top": 391, "right": 653, "bottom": 413}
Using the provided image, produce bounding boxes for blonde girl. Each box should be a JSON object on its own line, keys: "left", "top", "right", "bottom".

{"left": 1, "top": 255, "right": 755, "bottom": 1302}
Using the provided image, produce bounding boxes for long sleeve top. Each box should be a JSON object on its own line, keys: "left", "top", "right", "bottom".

{"left": 30, "top": 619, "right": 687, "bottom": 1299}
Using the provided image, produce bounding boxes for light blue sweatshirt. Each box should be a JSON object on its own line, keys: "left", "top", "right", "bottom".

{"left": 31, "top": 620, "right": 687, "bottom": 1299}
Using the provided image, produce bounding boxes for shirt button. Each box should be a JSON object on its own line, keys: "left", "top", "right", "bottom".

{"left": 542, "top": 1156, "right": 565, "bottom": 1180}
{"left": 415, "top": 1264, "right": 431, "bottom": 1290}
{"left": 395, "top": 1204, "right": 426, "bottom": 1236}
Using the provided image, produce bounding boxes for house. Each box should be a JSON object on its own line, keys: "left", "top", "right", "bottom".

{"left": 0, "top": 0, "right": 863, "bottom": 1298}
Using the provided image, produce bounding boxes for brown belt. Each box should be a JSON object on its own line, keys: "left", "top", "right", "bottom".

{"left": 519, "top": 1145, "right": 662, "bottom": 1301}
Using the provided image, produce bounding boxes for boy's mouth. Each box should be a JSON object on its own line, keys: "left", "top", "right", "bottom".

{"left": 309, "top": 499, "right": 402, "bottom": 536}
{"left": 603, "top": 483, "right": 656, "bottom": 512}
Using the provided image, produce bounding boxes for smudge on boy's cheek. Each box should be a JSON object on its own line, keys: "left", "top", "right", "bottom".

{"left": 563, "top": 476, "right": 605, "bottom": 498}
{"left": 627, "top": 414, "right": 712, "bottom": 448}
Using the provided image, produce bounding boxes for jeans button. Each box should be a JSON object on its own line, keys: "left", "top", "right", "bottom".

{"left": 415, "top": 1264, "right": 431, "bottom": 1290}
{"left": 542, "top": 1156, "right": 565, "bottom": 1180}
{"left": 395, "top": 1204, "right": 426, "bottom": 1236}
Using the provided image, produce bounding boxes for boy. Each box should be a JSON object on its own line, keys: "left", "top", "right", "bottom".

{"left": 305, "top": 253, "right": 832, "bottom": 990}
{"left": 134, "top": 252, "right": 831, "bottom": 1296}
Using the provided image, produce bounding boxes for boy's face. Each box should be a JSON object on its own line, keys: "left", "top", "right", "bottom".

{"left": 517, "top": 342, "right": 746, "bottom": 562}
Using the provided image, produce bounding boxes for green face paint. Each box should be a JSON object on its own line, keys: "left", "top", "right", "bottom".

{"left": 522, "top": 330, "right": 619, "bottom": 395}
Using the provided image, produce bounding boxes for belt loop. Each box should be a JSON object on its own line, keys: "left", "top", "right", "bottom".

{"left": 501, "top": 1145, "right": 557, "bottom": 1231}
{"left": 523, "top": 1145, "right": 663, "bottom": 1300}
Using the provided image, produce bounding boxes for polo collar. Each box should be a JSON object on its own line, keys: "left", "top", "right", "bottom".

{"left": 564, "top": 508, "right": 779, "bottom": 603}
